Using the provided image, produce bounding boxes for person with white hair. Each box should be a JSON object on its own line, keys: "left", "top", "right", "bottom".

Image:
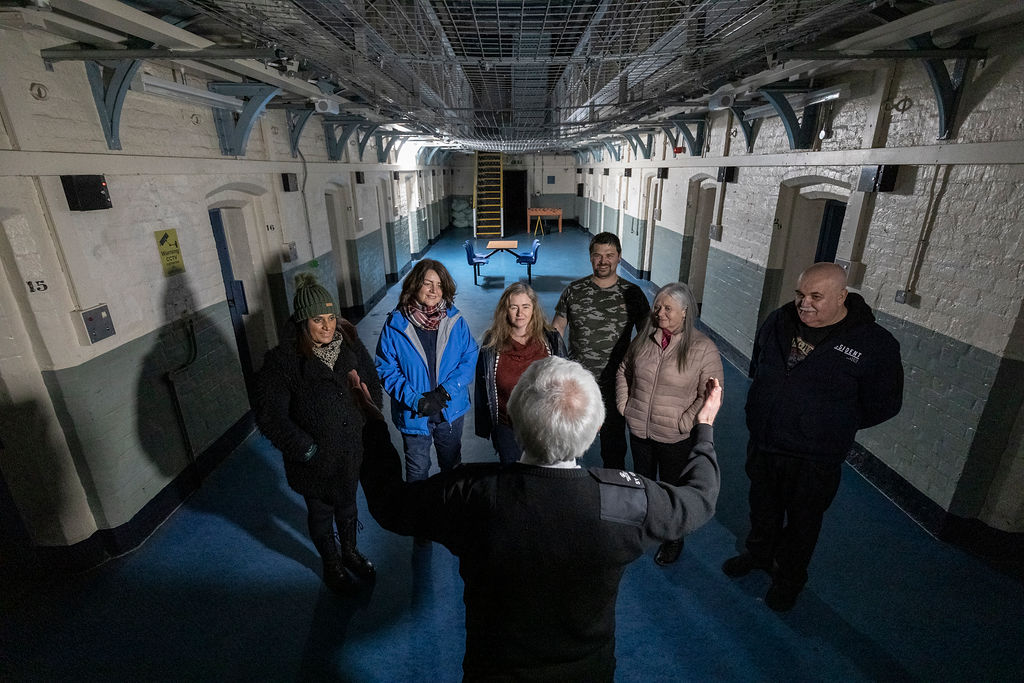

{"left": 354, "top": 356, "right": 722, "bottom": 681}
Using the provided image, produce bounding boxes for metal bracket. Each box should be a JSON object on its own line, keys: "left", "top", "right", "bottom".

{"left": 286, "top": 108, "right": 314, "bottom": 158}
{"left": 376, "top": 133, "right": 413, "bottom": 164}
{"left": 623, "top": 132, "right": 654, "bottom": 160}
{"left": 358, "top": 124, "right": 381, "bottom": 161}
{"left": 669, "top": 115, "right": 707, "bottom": 156}
{"left": 661, "top": 125, "right": 679, "bottom": 150}
{"left": 322, "top": 116, "right": 363, "bottom": 161}
{"left": 601, "top": 141, "right": 621, "bottom": 162}
{"left": 207, "top": 82, "right": 280, "bottom": 156}
{"left": 759, "top": 89, "right": 819, "bottom": 150}
{"left": 872, "top": 5, "right": 983, "bottom": 140}
{"left": 908, "top": 35, "right": 978, "bottom": 140}
{"left": 84, "top": 59, "right": 143, "bottom": 150}
{"left": 729, "top": 105, "right": 760, "bottom": 153}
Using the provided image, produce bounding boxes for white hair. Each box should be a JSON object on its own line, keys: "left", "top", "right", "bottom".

{"left": 508, "top": 357, "right": 605, "bottom": 465}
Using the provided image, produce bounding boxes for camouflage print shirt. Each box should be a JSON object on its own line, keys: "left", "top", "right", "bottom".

{"left": 555, "top": 276, "right": 650, "bottom": 386}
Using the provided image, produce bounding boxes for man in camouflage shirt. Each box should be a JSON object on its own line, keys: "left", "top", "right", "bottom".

{"left": 553, "top": 232, "right": 650, "bottom": 469}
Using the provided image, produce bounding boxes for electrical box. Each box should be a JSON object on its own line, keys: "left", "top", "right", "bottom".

{"left": 80, "top": 304, "right": 116, "bottom": 344}
{"left": 61, "top": 175, "right": 112, "bottom": 211}
{"left": 602, "top": 168, "right": 609, "bottom": 176}
{"left": 717, "top": 167, "right": 737, "bottom": 183}
{"left": 392, "top": 171, "right": 400, "bottom": 180}
{"left": 857, "top": 165, "right": 899, "bottom": 193}
{"left": 355, "top": 171, "right": 365, "bottom": 184}
{"left": 623, "top": 167, "right": 632, "bottom": 177}
{"left": 283, "top": 241, "right": 298, "bottom": 263}
{"left": 657, "top": 167, "right": 669, "bottom": 179}
{"left": 281, "top": 173, "right": 298, "bottom": 192}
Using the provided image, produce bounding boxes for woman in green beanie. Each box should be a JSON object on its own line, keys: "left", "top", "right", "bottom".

{"left": 255, "top": 273, "right": 383, "bottom": 594}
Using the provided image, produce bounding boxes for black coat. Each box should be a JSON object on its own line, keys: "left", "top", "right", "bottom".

{"left": 256, "top": 325, "right": 382, "bottom": 505}
{"left": 744, "top": 292, "right": 903, "bottom": 464}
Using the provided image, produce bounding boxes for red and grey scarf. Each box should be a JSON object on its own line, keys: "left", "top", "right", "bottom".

{"left": 405, "top": 301, "right": 448, "bottom": 330}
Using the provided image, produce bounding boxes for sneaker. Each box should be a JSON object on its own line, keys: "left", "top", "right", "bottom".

{"left": 764, "top": 582, "right": 800, "bottom": 612}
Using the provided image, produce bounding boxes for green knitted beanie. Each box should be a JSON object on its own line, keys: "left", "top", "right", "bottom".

{"left": 292, "top": 272, "right": 336, "bottom": 320}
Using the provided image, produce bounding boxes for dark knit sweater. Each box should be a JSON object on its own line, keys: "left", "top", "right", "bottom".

{"left": 360, "top": 418, "right": 720, "bottom": 681}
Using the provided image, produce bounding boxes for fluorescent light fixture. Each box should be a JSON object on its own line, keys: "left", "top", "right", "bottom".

{"left": 135, "top": 74, "right": 245, "bottom": 112}
{"left": 740, "top": 84, "right": 849, "bottom": 120}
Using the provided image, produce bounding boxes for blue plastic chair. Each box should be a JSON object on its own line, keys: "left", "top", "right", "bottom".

{"left": 464, "top": 240, "right": 489, "bottom": 285}
{"left": 515, "top": 239, "right": 541, "bottom": 284}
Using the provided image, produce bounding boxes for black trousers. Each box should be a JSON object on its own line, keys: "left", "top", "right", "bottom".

{"left": 305, "top": 495, "right": 357, "bottom": 550}
{"left": 629, "top": 434, "right": 694, "bottom": 485}
{"left": 630, "top": 435, "right": 693, "bottom": 544}
{"left": 744, "top": 444, "right": 842, "bottom": 590}
{"left": 598, "top": 382, "right": 627, "bottom": 469}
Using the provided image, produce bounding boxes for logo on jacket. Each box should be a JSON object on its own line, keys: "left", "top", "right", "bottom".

{"left": 833, "top": 343, "right": 862, "bottom": 364}
{"left": 618, "top": 471, "right": 644, "bottom": 486}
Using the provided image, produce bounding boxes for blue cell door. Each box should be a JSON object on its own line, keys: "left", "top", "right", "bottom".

{"left": 815, "top": 199, "right": 846, "bottom": 263}
{"left": 208, "top": 209, "right": 255, "bottom": 397}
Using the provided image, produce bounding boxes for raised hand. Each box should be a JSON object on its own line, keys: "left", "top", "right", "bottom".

{"left": 696, "top": 377, "right": 722, "bottom": 425}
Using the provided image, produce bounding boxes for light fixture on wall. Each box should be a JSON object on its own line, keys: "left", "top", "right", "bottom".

{"left": 136, "top": 74, "right": 245, "bottom": 112}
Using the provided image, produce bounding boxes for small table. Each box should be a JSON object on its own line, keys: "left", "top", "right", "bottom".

{"left": 485, "top": 240, "right": 519, "bottom": 257}
{"left": 527, "top": 207, "right": 562, "bottom": 234}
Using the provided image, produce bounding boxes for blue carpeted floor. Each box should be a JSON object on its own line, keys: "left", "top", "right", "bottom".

{"left": 2, "top": 226, "right": 1022, "bottom": 681}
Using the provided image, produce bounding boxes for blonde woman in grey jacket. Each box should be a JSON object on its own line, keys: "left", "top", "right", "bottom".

{"left": 616, "top": 282, "right": 723, "bottom": 565}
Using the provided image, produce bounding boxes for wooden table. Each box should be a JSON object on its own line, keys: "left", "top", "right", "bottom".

{"left": 527, "top": 207, "right": 562, "bottom": 234}
{"left": 485, "top": 240, "right": 519, "bottom": 256}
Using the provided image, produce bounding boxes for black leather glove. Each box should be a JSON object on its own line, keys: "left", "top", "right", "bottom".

{"left": 417, "top": 392, "right": 446, "bottom": 417}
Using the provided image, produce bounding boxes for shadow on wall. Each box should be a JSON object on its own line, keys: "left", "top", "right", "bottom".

{"left": 136, "top": 274, "right": 247, "bottom": 479}
{"left": 137, "top": 275, "right": 319, "bottom": 571}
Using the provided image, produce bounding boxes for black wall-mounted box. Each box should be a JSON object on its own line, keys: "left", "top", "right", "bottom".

{"left": 623, "top": 167, "right": 632, "bottom": 177}
{"left": 603, "top": 168, "right": 609, "bottom": 176}
{"left": 857, "top": 165, "right": 899, "bottom": 193}
{"left": 588, "top": 168, "right": 593, "bottom": 175}
{"left": 717, "top": 166, "right": 737, "bottom": 183}
{"left": 281, "top": 173, "right": 298, "bottom": 192}
{"left": 657, "top": 167, "right": 669, "bottom": 179}
{"left": 393, "top": 171, "right": 400, "bottom": 180}
{"left": 61, "top": 175, "right": 112, "bottom": 211}
{"left": 355, "top": 171, "right": 365, "bottom": 184}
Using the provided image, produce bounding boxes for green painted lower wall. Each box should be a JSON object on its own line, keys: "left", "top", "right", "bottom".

{"left": 40, "top": 299, "right": 249, "bottom": 529}
{"left": 650, "top": 225, "right": 685, "bottom": 287}
{"left": 700, "top": 246, "right": 767, "bottom": 366}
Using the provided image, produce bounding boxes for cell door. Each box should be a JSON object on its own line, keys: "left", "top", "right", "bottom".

{"left": 208, "top": 209, "right": 255, "bottom": 397}
{"left": 815, "top": 199, "right": 847, "bottom": 263}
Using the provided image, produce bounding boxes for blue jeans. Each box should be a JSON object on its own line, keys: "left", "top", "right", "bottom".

{"left": 491, "top": 421, "right": 522, "bottom": 465}
{"left": 402, "top": 415, "right": 464, "bottom": 482}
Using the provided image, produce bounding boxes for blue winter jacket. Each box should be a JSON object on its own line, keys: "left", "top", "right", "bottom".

{"left": 375, "top": 305, "right": 479, "bottom": 435}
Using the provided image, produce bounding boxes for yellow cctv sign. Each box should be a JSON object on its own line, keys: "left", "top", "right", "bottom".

{"left": 155, "top": 229, "right": 186, "bottom": 276}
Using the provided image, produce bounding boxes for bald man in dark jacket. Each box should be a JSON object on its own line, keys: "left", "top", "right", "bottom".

{"left": 724, "top": 263, "right": 903, "bottom": 611}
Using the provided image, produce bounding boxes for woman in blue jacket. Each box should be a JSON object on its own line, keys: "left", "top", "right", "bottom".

{"left": 375, "top": 259, "right": 478, "bottom": 484}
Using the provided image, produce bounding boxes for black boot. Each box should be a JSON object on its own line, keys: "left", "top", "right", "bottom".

{"left": 314, "top": 535, "right": 357, "bottom": 595}
{"left": 654, "top": 538, "right": 684, "bottom": 565}
{"left": 340, "top": 518, "right": 376, "bottom": 580}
